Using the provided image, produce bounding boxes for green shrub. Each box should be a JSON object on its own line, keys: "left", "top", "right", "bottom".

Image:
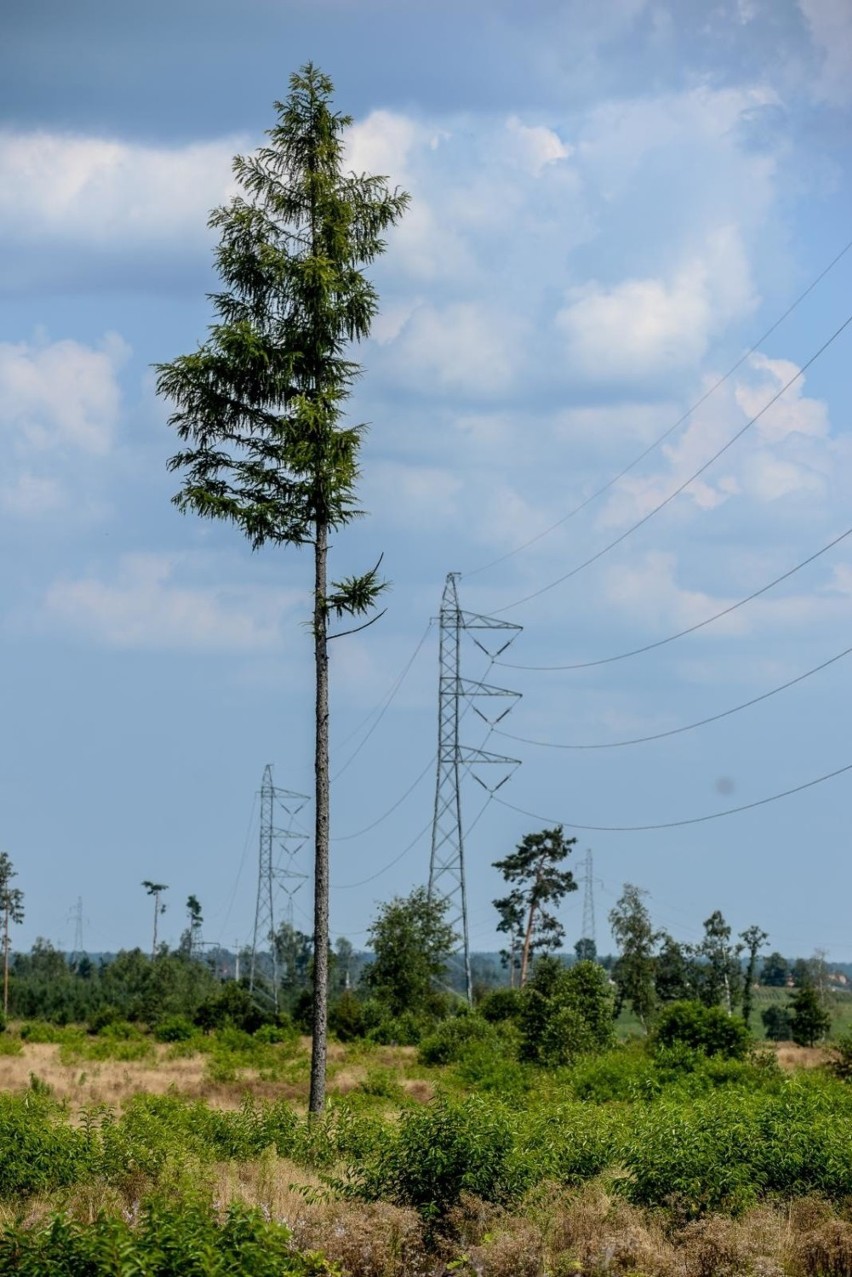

{"left": 478, "top": 987, "right": 523, "bottom": 1023}
{"left": 87, "top": 1004, "right": 123, "bottom": 1035}
{"left": 193, "top": 983, "right": 274, "bottom": 1035}
{"left": 19, "top": 1021, "right": 65, "bottom": 1044}
{"left": 0, "top": 1198, "right": 335, "bottom": 1275}
{"left": 154, "top": 1015, "right": 196, "bottom": 1043}
{"left": 253, "top": 1017, "right": 298, "bottom": 1046}
{"left": 329, "top": 990, "right": 366, "bottom": 1041}
{"left": 652, "top": 1001, "right": 750, "bottom": 1059}
{"left": 0, "top": 1094, "right": 90, "bottom": 1199}
{"left": 519, "top": 958, "right": 615, "bottom": 1066}
{"left": 569, "top": 1045, "right": 661, "bottom": 1102}
{"left": 349, "top": 1095, "right": 520, "bottom": 1219}
{"left": 417, "top": 1012, "right": 497, "bottom": 1066}
{"left": 0, "top": 1009, "right": 5, "bottom": 1033}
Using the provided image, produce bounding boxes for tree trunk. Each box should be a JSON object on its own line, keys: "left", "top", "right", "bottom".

{"left": 519, "top": 901, "right": 537, "bottom": 988}
{"left": 2, "top": 907, "right": 8, "bottom": 1017}
{"left": 309, "top": 519, "right": 330, "bottom": 1113}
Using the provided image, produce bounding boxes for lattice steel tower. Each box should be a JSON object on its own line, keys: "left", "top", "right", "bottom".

{"left": 580, "top": 849, "right": 596, "bottom": 956}
{"left": 250, "top": 764, "right": 309, "bottom": 1010}
{"left": 429, "top": 572, "right": 522, "bottom": 1003}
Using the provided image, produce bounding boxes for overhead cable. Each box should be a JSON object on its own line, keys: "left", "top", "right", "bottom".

{"left": 498, "top": 524, "right": 852, "bottom": 671}
{"left": 331, "top": 753, "right": 435, "bottom": 841}
{"left": 494, "top": 760, "right": 852, "bottom": 831}
{"left": 461, "top": 236, "right": 852, "bottom": 582}
{"left": 488, "top": 311, "right": 852, "bottom": 615}
{"left": 496, "top": 639, "right": 852, "bottom": 751}
{"left": 332, "top": 619, "right": 433, "bottom": 781}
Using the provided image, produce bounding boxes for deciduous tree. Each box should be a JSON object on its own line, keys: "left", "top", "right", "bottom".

{"left": 0, "top": 853, "right": 24, "bottom": 1017}
{"left": 363, "top": 886, "right": 456, "bottom": 1019}
{"left": 609, "top": 884, "right": 657, "bottom": 1029}
{"left": 156, "top": 65, "right": 409, "bottom": 1111}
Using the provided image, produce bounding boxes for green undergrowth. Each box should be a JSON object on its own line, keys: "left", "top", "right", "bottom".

{"left": 2, "top": 1042, "right": 852, "bottom": 1225}
{"left": 0, "top": 1197, "right": 335, "bottom": 1275}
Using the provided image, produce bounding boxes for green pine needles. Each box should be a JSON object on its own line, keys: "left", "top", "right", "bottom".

{"left": 156, "top": 64, "right": 409, "bottom": 1112}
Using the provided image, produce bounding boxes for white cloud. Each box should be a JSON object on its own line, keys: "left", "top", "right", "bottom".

{"left": 599, "top": 353, "right": 833, "bottom": 527}
{"left": 385, "top": 301, "right": 524, "bottom": 397}
{"left": 0, "top": 473, "right": 64, "bottom": 518}
{"left": 42, "top": 553, "right": 299, "bottom": 652}
{"left": 556, "top": 225, "right": 757, "bottom": 380}
{"left": 505, "top": 116, "right": 572, "bottom": 175}
{"left": 0, "top": 131, "right": 240, "bottom": 246}
{"left": 0, "top": 332, "right": 128, "bottom": 457}
{"left": 0, "top": 333, "right": 128, "bottom": 519}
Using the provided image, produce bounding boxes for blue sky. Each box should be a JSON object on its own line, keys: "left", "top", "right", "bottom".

{"left": 2, "top": 0, "right": 851, "bottom": 962}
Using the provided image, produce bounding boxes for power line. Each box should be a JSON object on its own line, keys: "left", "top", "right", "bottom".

{"left": 496, "top": 639, "right": 852, "bottom": 751}
{"left": 332, "top": 620, "right": 433, "bottom": 780}
{"left": 494, "top": 759, "right": 852, "bottom": 831}
{"left": 334, "top": 815, "right": 433, "bottom": 889}
{"left": 498, "top": 524, "right": 852, "bottom": 672}
{"left": 487, "top": 311, "right": 852, "bottom": 616}
{"left": 461, "top": 236, "right": 852, "bottom": 581}
{"left": 331, "top": 753, "right": 435, "bottom": 841}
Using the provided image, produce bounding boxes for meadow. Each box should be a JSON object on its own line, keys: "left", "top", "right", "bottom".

{"left": 2, "top": 1015, "right": 852, "bottom": 1275}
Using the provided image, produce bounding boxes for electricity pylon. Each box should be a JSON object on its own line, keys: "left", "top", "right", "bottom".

{"left": 579, "top": 849, "right": 597, "bottom": 958}
{"left": 249, "top": 764, "right": 309, "bottom": 1010}
{"left": 428, "top": 572, "right": 521, "bottom": 1003}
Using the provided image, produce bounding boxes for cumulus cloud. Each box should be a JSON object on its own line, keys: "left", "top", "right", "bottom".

{"left": 384, "top": 301, "right": 525, "bottom": 398}
{"left": 556, "top": 225, "right": 757, "bottom": 381}
{"left": 42, "top": 553, "right": 299, "bottom": 652}
{"left": 0, "top": 332, "right": 128, "bottom": 456}
{"left": 0, "top": 132, "right": 240, "bottom": 247}
{"left": 598, "top": 354, "right": 833, "bottom": 527}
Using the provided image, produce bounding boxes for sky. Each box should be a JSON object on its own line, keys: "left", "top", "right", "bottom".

{"left": 2, "top": 0, "right": 851, "bottom": 964}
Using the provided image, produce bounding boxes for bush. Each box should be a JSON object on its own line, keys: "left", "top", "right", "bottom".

{"left": 519, "top": 958, "right": 615, "bottom": 1066}
{"left": 193, "top": 983, "right": 274, "bottom": 1035}
{"left": 350, "top": 1095, "right": 520, "bottom": 1219}
{"left": 652, "top": 1001, "right": 750, "bottom": 1059}
{"left": 0, "top": 1198, "right": 335, "bottom": 1275}
{"left": 153, "top": 1015, "right": 196, "bottom": 1043}
{"left": 478, "top": 987, "right": 523, "bottom": 1023}
{"left": 329, "top": 990, "right": 366, "bottom": 1041}
{"left": 417, "top": 1012, "right": 497, "bottom": 1066}
{"left": 0, "top": 1009, "right": 5, "bottom": 1034}
{"left": 87, "top": 1004, "right": 124, "bottom": 1034}
{"left": 0, "top": 1094, "right": 90, "bottom": 1199}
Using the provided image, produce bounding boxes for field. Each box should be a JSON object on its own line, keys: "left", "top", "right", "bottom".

{"left": 2, "top": 1018, "right": 852, "bottom": 1275}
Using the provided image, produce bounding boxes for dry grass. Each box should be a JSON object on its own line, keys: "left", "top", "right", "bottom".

{"left": 0, "top": 1042, "right": 304, "bottom": 1113}
{"left": 773, "top": 1043, "right": 831, "bottom": 1071}
{"left": 5, "top": 1162, "right": 852, "bottom": 1277}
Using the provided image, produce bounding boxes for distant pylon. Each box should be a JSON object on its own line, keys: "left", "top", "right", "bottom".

{"left": 428, "top": 573, "right": 522, "bottom": 1003}
{"left": 69, "top": 897, "right": 85, "bottom": 965}
{"left": 580, "top": 849, "right": 596, "bottom": 953}
{"left": 249, "top": 765, "right": 309, "bottom": 1010}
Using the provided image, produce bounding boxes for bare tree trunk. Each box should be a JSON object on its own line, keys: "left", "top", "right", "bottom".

{"left": 2, "top": 907, "right": 8, "bottom": 1017}
{"left": 152, "top": 894, "right": 160, "bottom": 961}
{"left": 309, "top": 519, "right": 330, "bottom": 1113}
